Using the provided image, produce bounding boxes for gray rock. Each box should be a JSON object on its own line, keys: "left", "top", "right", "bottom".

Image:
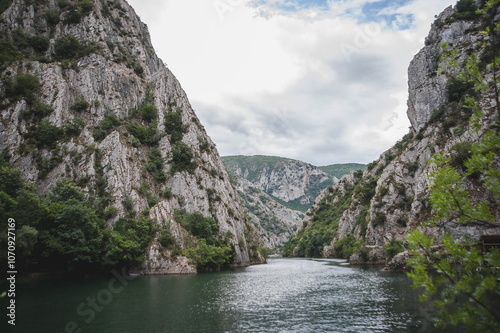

{"left": 0, "top": 0, "right": 264, "bottom": 273}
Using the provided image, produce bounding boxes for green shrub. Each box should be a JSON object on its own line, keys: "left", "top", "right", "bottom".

{"left": 45, "top": 9, "right": 60, "bottom": 25}
{"left": 126, "top": 122, "right": 158, "bottom": 146}
{"left": 57, "top": 0, "right": 69, "bottom": 8}
{"left": 31, "top": 120, "right": 63, "bottom": 148}
{"left": 137, "top": 104, "right": 157, "bottom": 123}
{"left": 396, "top": 216, "right": 408, "bottom": 227}
{"left": 54, "top": 36, "right": 99, "bottom": 60}
{"left": 158, "top": 229, "right": 175, "bottom": 248}
{"left": 353, "top": 176, "right": 378, "bottom": 205}
{"left": 446, "top": 76, "right": 474, "bottom": 102}
{"left": 93, "top": 114, "right": 121, "bottom": 141}
{"left": 0, "top": 39, "right": 21, "bottom": 70}
{"left": 185, "top": 238, "right": 233, "bottom": 271}
{"left": 372, "top": 212, "right": 386, "bottom": 227}
{"left": 54, "top": 36, "right": 81, "bottom": 59}
{"left": 146, "top": 148, "right": 166, "bottom": 182}
{"left": 79, "top": 0, "right": 94, "bottom": 15}
{"left": 450, "top": 141, "right": 473, "bottom": 170}
{"left": 170, "top": 142, "right": 196, "bottom": 173}
{"left": 4, "top": 73, "right": 41, "bottom": 104}
{"left": 30, "top": 35, "right": 50, "bottom": 53}
{"left": 71, "top": 96, "right": 89, "bottom": 112}
{"left": 164, "top": 110, "right": 186, "bottom": 143}
{"left": 383, "top": 238, "right": 404, "bottom": 261}
{"left": 333, "top": 234, "right": 364, "bottom": 259}
{"left": 456, "top": 0, "right": 476, "bottom": 12}
{"left": 64, "top": 4, "right": 82, "bottom": 23}
{"left": 175, "top": 209, "right": 219, "bottom": 245}
{"left": 27, "top": 100, "right": 52, "bottom": 118}
{"left": 63, "top": 118, "right": 85, "bottom": 137}
{"left": 103, "top": 205, "right": 118, "bottom": 219}
{"left": 104, "top": 214, "right": 157, "bottom": 266}
{"left": 35, "top": 153, "right": 61, "bottom": 179}
{"left": 162, "top": 187, "right": 172, "bottom": 199}
{"left": 406, "top": 161, "right": 419, "bottom": 176}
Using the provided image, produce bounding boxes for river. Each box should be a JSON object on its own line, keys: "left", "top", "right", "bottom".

{"left": 5, "top": 258, "right": 442, "bottom": 332}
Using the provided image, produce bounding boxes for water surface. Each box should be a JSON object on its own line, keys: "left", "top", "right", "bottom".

{"left": 5, "top": 258, "right": 440, "bottom": 332}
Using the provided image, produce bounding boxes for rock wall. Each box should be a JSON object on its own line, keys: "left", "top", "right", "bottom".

{"left": 223, "top": 155, "right": 337, "bottom": 250}
{"left": 293, "top": 1, "right": 500, "bottom": 261}
{"left": 0, "top": 0, "right": 263, "bottom": 273}
{"left": 223, "top": 155, "right": 333, "bottom": 209}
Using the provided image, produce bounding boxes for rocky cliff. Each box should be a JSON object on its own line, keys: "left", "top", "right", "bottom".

{"left": 284, "top": 1, "right": 500, "bottom": 261}
{"left": 223, "top": 155, "right": 334, "bottom": 211}
{"left": 222, "top": 155, "right": 365, "bottom": 250}
{"left": 0, "top": 0, "right": 263, "bottom": 273}
{"left": 223, "top": 155, "right": 330, "bottom": 250}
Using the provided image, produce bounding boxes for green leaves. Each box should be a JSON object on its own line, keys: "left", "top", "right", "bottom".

{"left": 407, "top": 230, "right": 500, "bottom": 332}
{"left": 185, "top": 239, "right": 233, "bottom": 271}
{"left": 428, "top": 144, "right": 496, "bottom": 225}
{"left": 408, "top": 24, "right": 500, "bottom": 331}
{"left": 174, "top": 209, "right": 234, "bottom": 271}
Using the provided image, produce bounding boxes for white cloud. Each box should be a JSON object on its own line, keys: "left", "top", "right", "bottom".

{"left": 127, "top": 0, "right": 456, "bottom": 165}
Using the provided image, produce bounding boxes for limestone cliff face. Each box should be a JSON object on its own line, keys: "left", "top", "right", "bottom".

{"left": 222, "top": 155, "right": 334, "bottom": 250}
{"left": 407, "top": 5, "right": 485, "bottom": 131}
{"left": 291, "top": 2, "right": 500, "bottom": 261}
{"left": 223, "top": 155, "right": 333, "bottom": 210}
{"left": 233, "top": 176, "right": 304, "bottom": 251}
{"left": 223, "top": 157, "right": 368, "bottom": 251}
{"left": 0, "top": 0, "right": 263, "bottom": 273}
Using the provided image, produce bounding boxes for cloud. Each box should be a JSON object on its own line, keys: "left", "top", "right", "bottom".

{"left": 127, "top": 0, "right": 456, "bottom": 165}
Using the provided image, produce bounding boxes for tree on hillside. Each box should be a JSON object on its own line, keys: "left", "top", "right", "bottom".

{"left": 407, "top": 2, "right": 500, "bottom": 331}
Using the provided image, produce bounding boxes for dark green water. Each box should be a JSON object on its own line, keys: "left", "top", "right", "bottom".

{"left": 4, "top": 258, "right": 440, "bottom": 333}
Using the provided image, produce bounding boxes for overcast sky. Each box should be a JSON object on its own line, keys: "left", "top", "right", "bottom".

{"left": 126, "top": 0, "right": 456, "bottom": 166}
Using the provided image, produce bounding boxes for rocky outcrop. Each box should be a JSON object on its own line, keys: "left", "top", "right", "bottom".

{"left": 234, "top": 176, "right": 304, "bottom": 250}
{"left": 223, "top": 156, "right": 367, "bottom": 251}
{"left": 223, "top": 155, "right": 345, "bottom": 251}
{"left": 0, "top": 0, "right": 263, "bottom": 273}
{"left": 407, "top": 5, "right": 481, "bottom": 131}
{"left": 288, "top": 1, "right": 500, "bottom": 263}
{"left": 223, "top": 156, "right": 333, "bottom": 209}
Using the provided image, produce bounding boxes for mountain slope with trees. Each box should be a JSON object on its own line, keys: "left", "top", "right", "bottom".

{"left": 0, "top": 0, "right": 264, "bottom": 275}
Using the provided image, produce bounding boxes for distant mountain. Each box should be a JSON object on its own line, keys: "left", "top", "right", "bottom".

{"left": 319, "top": 163, "right": 367, "bottom": 179}
{"left": 223, "top": 155, "right": 333, "bottom": 212}
{"left": 222, "top": 155, "right": 366, "bottom": 250}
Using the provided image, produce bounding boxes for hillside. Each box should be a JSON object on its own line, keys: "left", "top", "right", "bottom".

{"left": 0, "top": 0, "right": 264, "bottom": 274}
{"left": 222, "top": 155, "right": 366, "bottom": 250}
{"left": 283, "top": 2, "right": 500, "bottom": 262}
{"left": 319, "top": 163, "right": 367, "bottom": 179}
{"left": 223, "top": 155, "right": 333, "bottom": 212}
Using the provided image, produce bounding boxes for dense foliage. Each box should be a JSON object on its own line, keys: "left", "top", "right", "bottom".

{"left": 0, "top": 156, "right": 156, "bottom": 273}
{"left": 281, "top": 170, "right": 374, "bottom": 257}
{"left": 407, "top": 2, "right": 500, "bottom": 331}
{"left": 174, "top": 209, "right": 235, "bottom": 271}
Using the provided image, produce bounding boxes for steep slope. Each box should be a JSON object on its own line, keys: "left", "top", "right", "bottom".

{"left": 233, "top": 176, "right": 304, "bottom": 251}
{"left": 319, "top": 163, "right": 367, "bottom": 179}
{"left": 284, "top": 2, "right": 500, "bottom": 261}
{"left": 223, "top": 155, "right": 333, "bottom": 212}
{"left": 0, "top": 0, "right": 263, "bottom": 273}
{"left": 222, "top": 155, "right": 366, "bottom": 250}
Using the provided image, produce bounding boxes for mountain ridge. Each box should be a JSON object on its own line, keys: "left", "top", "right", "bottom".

{"left": 283, "top": 1, "right": 500, "bottom": 262}
{"left": 0, "top": 0, "right": 264, "bottom": 274}
{"left": 222, "top": 154, "right": 366, "bottom": 250}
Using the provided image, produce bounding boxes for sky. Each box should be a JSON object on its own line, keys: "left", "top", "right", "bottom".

{"left": 126, "top": 0, "right": 457, "bottom": 166}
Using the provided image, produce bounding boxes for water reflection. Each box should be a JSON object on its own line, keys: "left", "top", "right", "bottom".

{"left": 8, "top": 258, "right": 443, "bottom": 333}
